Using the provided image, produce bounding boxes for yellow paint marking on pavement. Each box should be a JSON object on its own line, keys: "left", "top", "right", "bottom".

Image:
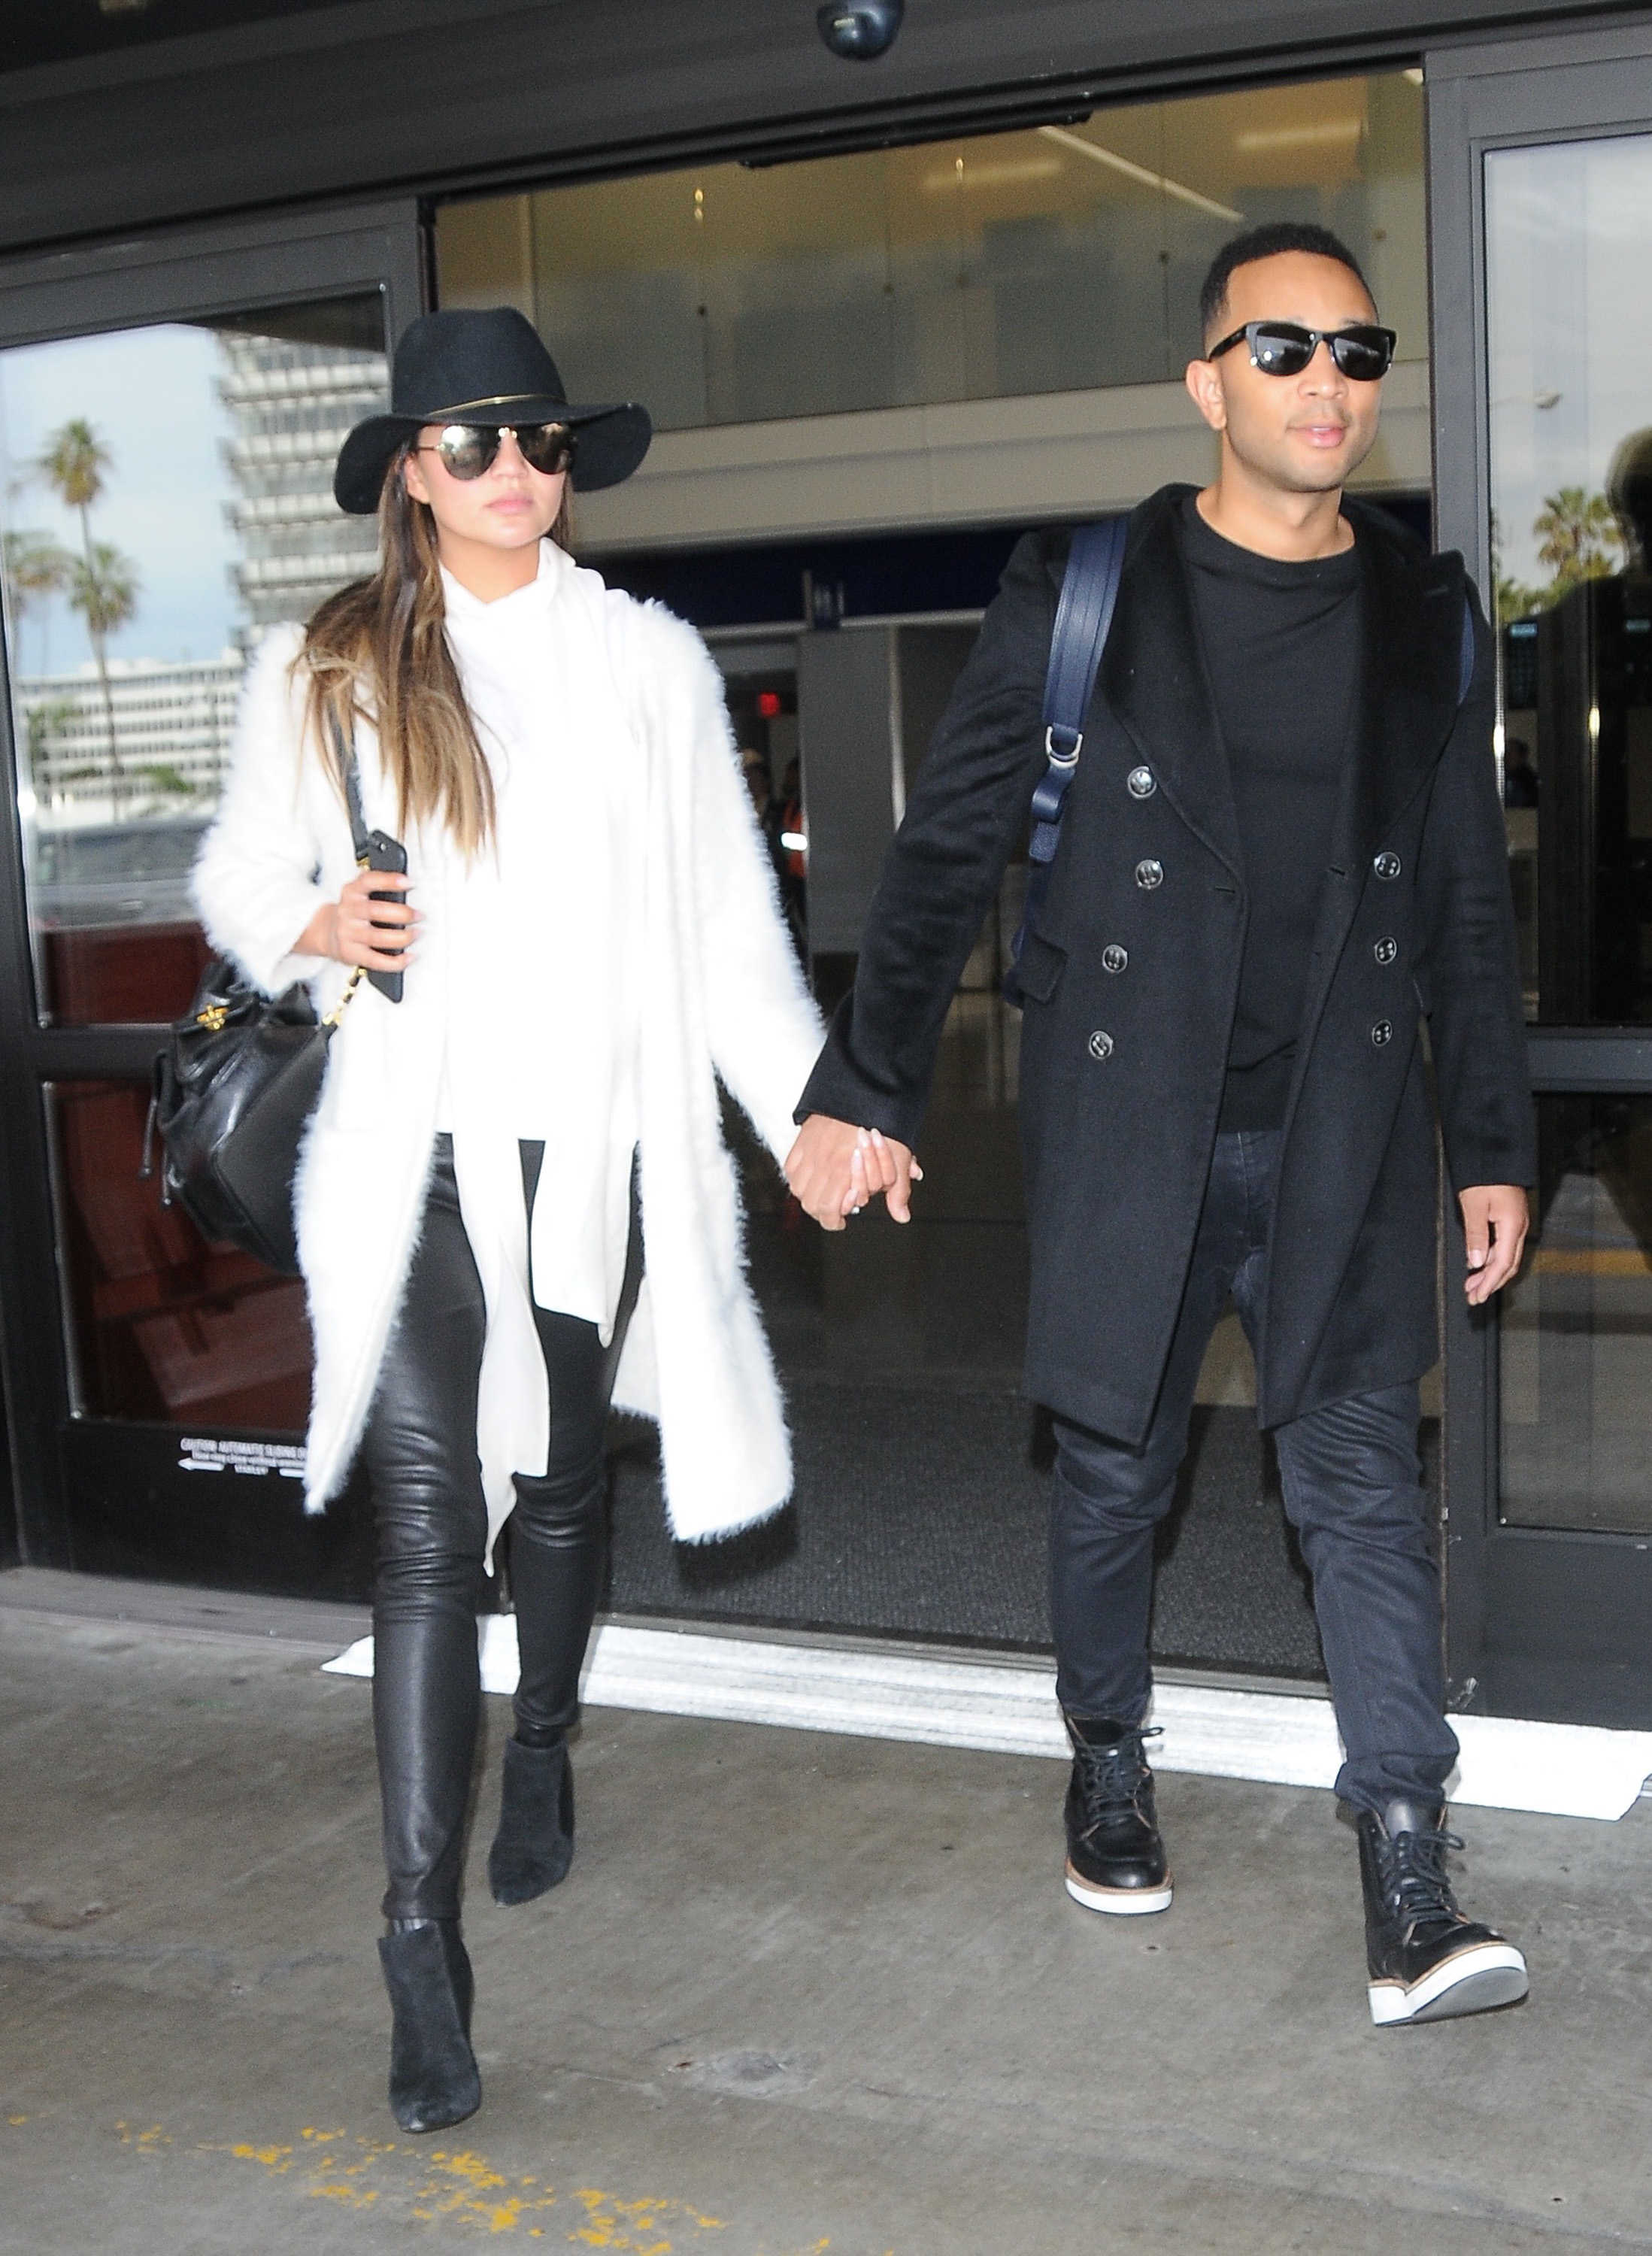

{"left": 571, "top": 2185, "right": 696, "bottom": 2253}
{"left": 305, "top": 2134, "right": 387, "bottom": 2210}
{"left": 131, "top": 2120, "right": 747, "bottom": 2239}
{"left": 115, "top": 2123, "right": 172, "bottom": 2154}
{"left": 8, "top": 2115, "right": 29, "bottom": 2125}
{"left": 431, "top": 2147, "right": 511, "bottom": 2191}
{"left": 312, "top": 2181, "right": 382, "bottom": 2209}
{"left": 570, "top": 2188, "right": 726, "bottom": 2248}
{"left": 408, "top": 2145, "right": 561, "bottom": 2231}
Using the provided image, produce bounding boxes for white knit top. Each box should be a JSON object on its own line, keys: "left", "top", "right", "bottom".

{"left": 430, "top": 538, "right": 641, "bottom": 1339}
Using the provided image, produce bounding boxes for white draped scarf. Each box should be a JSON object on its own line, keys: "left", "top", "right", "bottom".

{"left": 426, "top": 541, "right": 643, "bottom": 1553}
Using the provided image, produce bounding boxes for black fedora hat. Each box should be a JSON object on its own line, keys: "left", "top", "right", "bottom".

{"left": 334, "top": 307, "right": 652, "bottom": 514}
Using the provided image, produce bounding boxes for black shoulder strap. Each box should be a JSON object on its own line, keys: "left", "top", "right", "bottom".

{"left": 1007, "top": 517, "right": 1128, "bottom": 993}
{"left": 1029, "top": 517, "right": 1129, "bottom": 857}
{"left": 326, "top": 708, "right": 371, "bottom": 862}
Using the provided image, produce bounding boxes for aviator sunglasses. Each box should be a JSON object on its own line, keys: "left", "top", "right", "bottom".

{"left": 414, "top": 421, "right": 577, "bottom": 480}
{"left": 1207, "top": 320, "right": 1397, "bottom": 381}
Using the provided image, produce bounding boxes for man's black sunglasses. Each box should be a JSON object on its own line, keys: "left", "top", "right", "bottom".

{"left": 1207, "top": 321, "right": 1396, "bottom": 382}
{"left": 414, "top": 422, "right": 577, "bottom": 480}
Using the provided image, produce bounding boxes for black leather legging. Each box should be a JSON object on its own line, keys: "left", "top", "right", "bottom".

{"left": 361, "top": 1136, "right": 641, "bottom": 1921}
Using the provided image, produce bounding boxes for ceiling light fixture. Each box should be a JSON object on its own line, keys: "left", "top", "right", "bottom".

{"left": 921, "top": 155, "right": 1065, "bottom": 193}
{"left": 1234, "top": 119, "right": 1363, "bottom": 153}
{"left": 1038, "top": 126, "right": 1243, "bottom": 223}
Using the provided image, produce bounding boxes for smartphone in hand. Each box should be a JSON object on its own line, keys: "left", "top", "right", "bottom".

{"left": 362, "top": 829, "right": 409, "bottom": 1003}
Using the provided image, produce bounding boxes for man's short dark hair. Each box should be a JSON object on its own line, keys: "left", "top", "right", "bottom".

{"left": 1199, "top": 223, "right": 1374, "bottom": 342}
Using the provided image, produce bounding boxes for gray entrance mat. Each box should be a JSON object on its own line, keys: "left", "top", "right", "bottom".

{"left": 603, "top": 1390, "right": 1438, "bottom": 1683}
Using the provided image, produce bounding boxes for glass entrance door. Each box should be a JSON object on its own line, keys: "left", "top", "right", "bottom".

{"left": 0, "top": 205, "right": 422, "bottom": 1592}
{"left": 1429, "top": 37, "right": 1652, "bottom": 1724}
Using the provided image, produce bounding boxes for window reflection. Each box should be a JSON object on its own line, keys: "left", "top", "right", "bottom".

{"left": 50, "top": 1080, "right": 312, "bottom": 1429}
{"left": 1, "top": 293, "right": 386, "bottom": 1026}
{"left": 1502, "top": 1094, "right": 1652, "bottom": 1534}
{"left": 438, "top": 73, "right": 1425, "bottom": 432}
{"left": 1487, "top": 133, "right": 1652, "bottom": 1022}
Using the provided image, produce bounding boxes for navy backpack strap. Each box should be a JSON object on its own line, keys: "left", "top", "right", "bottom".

{"left": 1008, "top": 517, "right": 1128, "bottom": 993}
{"left": 1029, "top": 517, "right": 1129, "bottom": 858}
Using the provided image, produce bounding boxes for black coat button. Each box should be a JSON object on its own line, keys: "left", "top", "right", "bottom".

{"left": 1087, "top": 1029, "right": 1114, "bottom": 1060}
{"left": 1135, "top": 858, "right": 1163, "bottom": 890}
{"left": 1102, "top": 944, "right": 1128, "bottom": 974}
{"left": 1126, "top": 766, "right": 1156, "bottom": 799}
{"left": 1371, "top": 1020, "right": 1393, "bottom": 1046}
{"left": 1374, "top": 851, "right": 1402, "bottom": 881}
{"left": 1374, "top": 936, "right": 1397, "bottom": 965}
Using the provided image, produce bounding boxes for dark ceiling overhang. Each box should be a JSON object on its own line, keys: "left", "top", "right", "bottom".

{"left": 1, "top": 0, "right": 345, "bottom": 76}
{"left": 1, "top": 0, "right": 1647, "bottom": 260}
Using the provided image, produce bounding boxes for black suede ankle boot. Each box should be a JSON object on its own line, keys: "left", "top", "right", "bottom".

{"left": 488, "top": 1736, "right": 575, "bottom": 1906}
{"left": 377, "top": 1918, "right": 481, "bottom": 2133}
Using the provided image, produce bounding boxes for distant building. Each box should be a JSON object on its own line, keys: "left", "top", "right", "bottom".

{"left": 18, "top": 653, "right": 244, "bottom": 828}
{"left": 217, "top": 329, "right": 386, "bottom": 635}
{"left": 14, "top": 328, "right": 386, "bottom": 830}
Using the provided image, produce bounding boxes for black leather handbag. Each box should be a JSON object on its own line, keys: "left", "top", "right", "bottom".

{"left": 144, "top": 726, "right": 390, "bottom": 1275}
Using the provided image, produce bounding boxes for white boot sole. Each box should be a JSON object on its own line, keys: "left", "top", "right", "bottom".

{"left": 1064, "top": 1861, "right": 1173, "bottom": 1916}
{"left": 1368, "top": 1942, "right": 1529, "bottom": 2026}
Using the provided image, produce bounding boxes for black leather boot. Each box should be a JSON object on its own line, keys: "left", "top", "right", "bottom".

{"left": 488, "top": 1736, "right": 575, "bottom": 1906}
{"left": 377, "top": 1918, "right": 482, "bottom": 2133}
{"left": 1357, "top": 1799, "right": 1528, "bottom": 2027}
{"left": 1062, "top": 1714, "right": 1172, "bottom": 1915}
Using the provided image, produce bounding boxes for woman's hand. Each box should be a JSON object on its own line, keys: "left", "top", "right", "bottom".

{"left": 785, "top": 1115, "right": 921, "bottom": 1231}
{"left": 294, "top": 869, "right": 419, "bottom": 972}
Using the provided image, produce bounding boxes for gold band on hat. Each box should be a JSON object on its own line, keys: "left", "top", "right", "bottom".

{"left": 422, "top": 392, "right": 564, "bottom": 417}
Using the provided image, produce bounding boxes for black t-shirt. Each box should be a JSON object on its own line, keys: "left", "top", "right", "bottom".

{"left": 1177, "top": 493, "right": 1363, "bottom": 1132}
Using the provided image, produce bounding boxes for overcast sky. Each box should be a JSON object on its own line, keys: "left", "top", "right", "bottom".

{"left": 0, "top": 321, "right": 238, "bottom": 678}
{"left": 1485, "top": 133, "right": 1652, "bottom": 584}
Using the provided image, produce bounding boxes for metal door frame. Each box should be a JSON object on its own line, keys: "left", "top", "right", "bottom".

{"left": 0, "top": 197, "right": 425, "bottom": 1579}
{"left": 1429, "top": 20, "right": 1652, "bottom": 1724}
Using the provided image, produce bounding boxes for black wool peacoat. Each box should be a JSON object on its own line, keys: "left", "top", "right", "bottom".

{"left": 796, "top": 484, "right": 1537, "bottom": 1445}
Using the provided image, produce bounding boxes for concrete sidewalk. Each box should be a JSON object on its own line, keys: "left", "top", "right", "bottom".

{"left": 3, "top": 1593, "right": 1651, "bottom": 2254}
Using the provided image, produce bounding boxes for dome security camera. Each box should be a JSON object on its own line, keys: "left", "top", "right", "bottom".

{"left": 816, "top": 0, "right": 905, "bottom": 61}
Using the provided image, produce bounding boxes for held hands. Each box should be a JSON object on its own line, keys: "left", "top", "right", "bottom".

{"left": 295, "top": 869, "right": 418, "bottom": 975}
{"left": 784, "top": 1114, "right": 923, "bottom": 1232}
{"left": 1460, "top": 1184, "right": 1529, "bottom": 1306}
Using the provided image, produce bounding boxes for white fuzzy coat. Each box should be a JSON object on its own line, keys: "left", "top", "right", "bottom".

{"left": 192, "top": 563, "right": 823, "bottom": 1546}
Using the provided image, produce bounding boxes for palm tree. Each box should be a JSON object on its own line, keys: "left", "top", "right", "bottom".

{"left": 23, "top": 697, "right": 77, "bottom": 803}
{"left": 36, "top": 418, "right": 134, "bottom": 811}
{"left": 1533, "top": 486, "right": 1622, "bottom": 593}
{"left": 65, "top": 543, "right": 139, "bottom": 813}
{"left": 2, "top": 529, "right": 71, "bottom": 671}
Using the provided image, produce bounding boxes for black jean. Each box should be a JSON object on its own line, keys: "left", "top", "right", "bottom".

{"left": 360, "top": 1135, "right": 641, "bottom": 1921}
{"left": 1049, "top": 1127, "right": 1460, "bottom": 1812}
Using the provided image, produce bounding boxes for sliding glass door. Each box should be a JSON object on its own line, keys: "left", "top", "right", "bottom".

{"left": 1430, "top": 28, "right": 1652, "bottom": 1724}
{"left": 0, "top": 202, "right": 422, "bottom": 1591}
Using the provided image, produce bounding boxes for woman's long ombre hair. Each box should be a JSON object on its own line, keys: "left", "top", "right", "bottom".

{"left": 297, "top": 446, "right": 570, "bottom": 857}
